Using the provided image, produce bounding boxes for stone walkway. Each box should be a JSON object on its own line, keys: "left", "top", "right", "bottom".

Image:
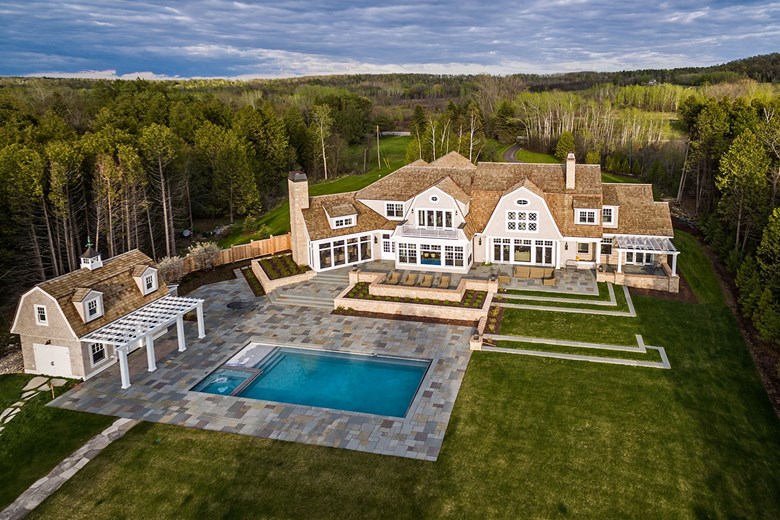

{"left": 481, "top": 333, "right": 671, "bottom": 369}
{"left": 0, "top": 376, "right": 67, "bottom": 434}
{"left": 0, "top": 418, "right": 137, "bottom": 520}
{"left": 50, "top": 275, "right": 473, "bottom": 461}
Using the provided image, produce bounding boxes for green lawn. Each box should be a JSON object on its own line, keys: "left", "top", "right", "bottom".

{"left": 28, "top": 232, "right": 780, "bottom": 518}
{"left": 0, "top": 374, "right": 114, "bottom": 510}
{"left": 601, "top": 171, "right": 640, "bottom": 183}
{"left": 218, "top": 136, "right": 411, "bottom": 247}
{"left": 517, "top": 148, "right": 560, "bottom": 163}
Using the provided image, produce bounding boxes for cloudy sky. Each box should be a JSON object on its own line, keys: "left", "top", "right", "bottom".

{"left": 1, "top": 1, "right": 778, "bottom": 79}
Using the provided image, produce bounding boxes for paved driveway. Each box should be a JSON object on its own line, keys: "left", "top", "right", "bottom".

{"left": 51, "top": 274, "right": 474, "bottom": 461}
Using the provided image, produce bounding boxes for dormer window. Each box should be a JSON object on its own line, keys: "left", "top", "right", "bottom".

{"left": 576, "top": 209, "right": 599, "bottom": 225}
{"left": 87, "top": 298, "right": 99, "bottom": 318}
{"left": 602, "top": 206, "right": 618, "bottom": 228}
{"left": 34, "top": 305, "right": 48, "bottom": 326}
{"left": 333, "top": 217, "right": 355, "bottom": 229}
{"left": 132, "top": 265, "right": 159, "bottom": 295}
{"left": 143, "top": 273, "right": 158, "bottom": 294}
{"left": 73, "top": 288, "right": 104, "bottom": 323}
{"left": 385, "top": 203, "right": 404, "bottom": 218}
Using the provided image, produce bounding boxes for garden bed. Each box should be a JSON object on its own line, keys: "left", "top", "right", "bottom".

{"left": 240, "top": 267, "right": 265, "bottom": 296}
{"left": 345, "top": 283, "right": 486, "bottom": 308}
{"left": 483, "top": 305, "right": 504, "bottom": 336}
{"left": 259, "top": 254, "right": 310, "bottom": 280}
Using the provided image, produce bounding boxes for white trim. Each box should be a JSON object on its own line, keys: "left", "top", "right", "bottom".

{"left": 384, "top": 202, "right": 404, "bottom": 219}
{"left": 84, "top": 294, "right": 104, "bottom": 322}
{"left": 505, "top": 209, "right": 539, "bottom": 233}
{"left": 34, "top": 304, "right": 48, "bottom": 326}
{"left": 482, "top": 186, "right": 563, "bottom": 240}
{"left": 11, "top": 287, "right": 79, "bottom": 339}
{"left": 88, "top": 342, "right": 108, "bottom": 367}
{"left": 575, "top": 208, "right": 599, "bottom": 225}
{"left": 602, "top": 206, "right": 618, "bottom": 228}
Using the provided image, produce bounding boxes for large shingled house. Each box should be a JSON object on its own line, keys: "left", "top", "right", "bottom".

{"left": 288, "top": 151, "right": 680, "bottom": 292}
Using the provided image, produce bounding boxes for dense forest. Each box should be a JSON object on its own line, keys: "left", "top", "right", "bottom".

{"left": 1, "top": 53, "right": 779, "bottom": 350}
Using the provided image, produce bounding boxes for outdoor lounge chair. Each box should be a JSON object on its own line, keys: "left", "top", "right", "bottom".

{"left": 385, "top": 272, "right": 401, "bottom": 285}
{"left": 542, "top": 268, "right": 554, "bottom": 279}
{"left": 402, "top": 273, "right": 418, "bottom": 286}
{"left": 438, "top": 275, "right": 450, "bottom": 289}
{"left": 497, "top": 275, "right": 511, "bottom": 285}
{"left": 543, "top": 277, "right": 556, "bottom": 287}
{"left": 420, "top": 274, "right": 433, "bottom": 288}
{"left": 529, "top": 267, "right": 545, "bottom": 279}
{"left": 514, "top": 266, "right": 531, "bottom": 279}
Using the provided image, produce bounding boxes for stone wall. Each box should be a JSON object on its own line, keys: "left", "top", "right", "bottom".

{"left": 597, "top": 266, "right": 679, "bottom": 293}
{"left": 251, "top": 259, "right": 317, "bottom": 293}
{"left": 334, "top": 283, "right": 493, "bottom": 323}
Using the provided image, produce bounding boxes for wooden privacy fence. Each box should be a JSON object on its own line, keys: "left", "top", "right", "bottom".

{"left": 182, "top": 233, "right": 291, "bottom": 275}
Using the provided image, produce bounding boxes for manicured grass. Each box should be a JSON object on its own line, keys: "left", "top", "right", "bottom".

{"left": 497, "top": 285, "right": 629, "bottom": 312}
{"left": 0, "top": 374, "right": 114, "bottom": 510}
{"left": 493, "top": 339, "right": 663, "bottom": 362}
{"left": 516, "top": 149, "right": 560, "bottom": 163}
{"left": 601, "top": 172, "right": 640, "bottom": 183}
{"left": 218, "top": 137, "right": 411, "bottom": 248}
{"left": 30, "top": 234, "right": 780, "bottom": 518}
{"left": 674, "top": 229, "right": 723, "bottom": 305}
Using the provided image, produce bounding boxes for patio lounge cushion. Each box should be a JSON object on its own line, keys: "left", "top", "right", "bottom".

{"left": 438, "top": 276, "right": 450, "bottom": 289}
{"left": 498, "top": 275, "right": 511, "bottom": 285}
{"left": 514, "top": 266, "right": 531, "bottom": 279}
{"left": 529, "top": 267, "right": 545, "bottom": 279}
{"left": 420, "top": 275, "right": 433, "bottom": 288}
{"left": 386, "top": 272, "right": 400, "bottom": 285}
{"left": 542, "top": 268, "right": 554, "bottom": 279}
{"left": 402, "top": 273, "right": 418, "bottom": 286}
{"left": 543, "top": 277, "right": 556, "bottom": 286}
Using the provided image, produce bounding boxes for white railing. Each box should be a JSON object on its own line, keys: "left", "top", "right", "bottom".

{"left": 400, "top": 225, "right": 459, "bottom": 239}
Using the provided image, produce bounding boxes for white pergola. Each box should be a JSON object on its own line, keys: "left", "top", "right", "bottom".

{"left": 612, "top": 235, "right": 679, "bottom": 276}
{"left": 81, "top": 295, "right": 205, "bottom": 389}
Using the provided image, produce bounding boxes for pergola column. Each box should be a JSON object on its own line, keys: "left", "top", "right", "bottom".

{"left": 145, "top": 334, "right": 157, "bottom": 372}
{"left": 176, "top": 316, "right": 187, "bottom": 352}
{"left": 117, "top": 347, "right": 131, "bottom": 389}
{"left": 617, "top": 249, "right": 623, "bottom": 273}
{"left": 671, "top": 253, "right": 678, "bottom": 276}
{"left": 196, "top": 302, "right": 205, "bottom": 339}
{"left": 555, "top": 241, "right": 561, "bottom": 269}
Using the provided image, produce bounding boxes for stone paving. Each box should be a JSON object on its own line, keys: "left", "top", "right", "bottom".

{"left": 0, "top": 376, "right": 67, "bottom": 434}
{"left": 50, "top": 274, "right": 474, "bottom": 461}
{"left": 0, "top": 418, "right": 137, "bottom": 520}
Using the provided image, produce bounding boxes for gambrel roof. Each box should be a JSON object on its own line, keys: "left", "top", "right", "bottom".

{"left": 304, "top": 152, "right": 670, "bottom": 241}
{"left": 37, "top": 249, "right": 168, "bottom": 337}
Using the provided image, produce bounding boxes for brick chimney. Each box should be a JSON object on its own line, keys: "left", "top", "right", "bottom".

{"left": 566, "top": 152, "right": 576, "bottom": 190}
{"left": 288, "top": 171, "right": 310, "bottom": 266}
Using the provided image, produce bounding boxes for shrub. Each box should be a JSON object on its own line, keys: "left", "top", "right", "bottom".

{"left": 188, "top": 241, "right": 221, "bottom": 271}
{"left": 158, "top": 255, "right": 185, "bottom": 284}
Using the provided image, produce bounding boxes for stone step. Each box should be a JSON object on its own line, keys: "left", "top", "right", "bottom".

{"left": 267, "top": 291, "right": 334, "bottom": 310}
{"left": 312, "top": 272, "right": 351, "bottom": 284}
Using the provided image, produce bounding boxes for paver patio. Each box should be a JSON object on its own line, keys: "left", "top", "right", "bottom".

{"left": 50, "top": 274, "right": 474, "bottom": 461}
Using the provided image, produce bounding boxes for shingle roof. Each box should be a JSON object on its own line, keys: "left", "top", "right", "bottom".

{"left": 312, "top": 153, "right": 668, "bottom": 242}
{"left": 434, "top": 177, "right": 471, "bottom": 204}
{"left": 302, "top": 192, "right": 395, "bottom": 241}
{"left": 38, "top": 249, "right": 168, "bottom": 337}
{"left": 322, "top": 200, "right": 358, "bottom": 218}
{"left": 602, "top": 184, "right": 673, "bottom": 237}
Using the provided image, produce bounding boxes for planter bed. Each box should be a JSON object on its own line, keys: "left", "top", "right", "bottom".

{"left": 259, "top": 254, "right": 310, "bottom": 280}
{"left": 345, "top": 283, "right": 486, "bottom": 308}
{"left": 240, "top": 266, "right": 265, "bottom": 296}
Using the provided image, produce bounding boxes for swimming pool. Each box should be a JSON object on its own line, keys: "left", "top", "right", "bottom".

{"left": 192, "top": 346, "right": 431, "bottom": 418}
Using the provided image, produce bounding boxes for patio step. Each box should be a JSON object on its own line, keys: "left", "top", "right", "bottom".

{"left": 266, "top": 290, "right": 334, "bottom": 310}
{"left": 312, "top": 271, "right": 351, "bottom": 285}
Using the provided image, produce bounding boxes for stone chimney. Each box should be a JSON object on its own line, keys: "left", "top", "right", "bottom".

{"left": 566, "top": 152, "right": 576, "bottom": 191}
{"left": 288, "top": 171, "right": 310, "bottom": 266}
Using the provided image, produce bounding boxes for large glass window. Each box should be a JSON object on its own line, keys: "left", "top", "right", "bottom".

{"left": 445, "top": 245, "right": 464, "bottom": 267}
{"left": 398, "top": 243, "right": 418, "bottom": 264}
{"left": 316, "top": 234, "right": 372, "bottom": 269}
{"left": 513, "top": 239, "right": 532, "bottom": 262}
{"left": 535, "top": 239, "right": 554, "bottom": 265}
{"left": 493, "top": 238, "right": 511, "bottom": 262}
{"left": 417, "top": 209, "right": 453, "bottom": 229}
{"left": 382, "top": 233, "right": 395, "bottom": 254}
{"left": 506, "top": 211, "right": 538, "bottom": 232}
{"left": 420, "top": 244, "right": 442, "bottom": 266}
{"left": 601, "top": 238, "right": 613, "bottom": 255}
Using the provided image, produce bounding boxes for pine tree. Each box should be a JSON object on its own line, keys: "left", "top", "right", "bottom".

{"left": 555, "top": 131, "right": 576, "bottom": 161}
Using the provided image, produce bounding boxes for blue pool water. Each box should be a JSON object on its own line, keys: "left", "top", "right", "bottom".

{"left": 193, "top": 347, "right": 430, "bottom": 418}
{"left": 191, "top": 368, "right": 253, "bottom": 395}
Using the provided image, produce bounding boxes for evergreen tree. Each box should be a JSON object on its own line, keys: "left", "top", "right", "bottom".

{"left": 555, "top": 131, "right": 576, "bottom": 161}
